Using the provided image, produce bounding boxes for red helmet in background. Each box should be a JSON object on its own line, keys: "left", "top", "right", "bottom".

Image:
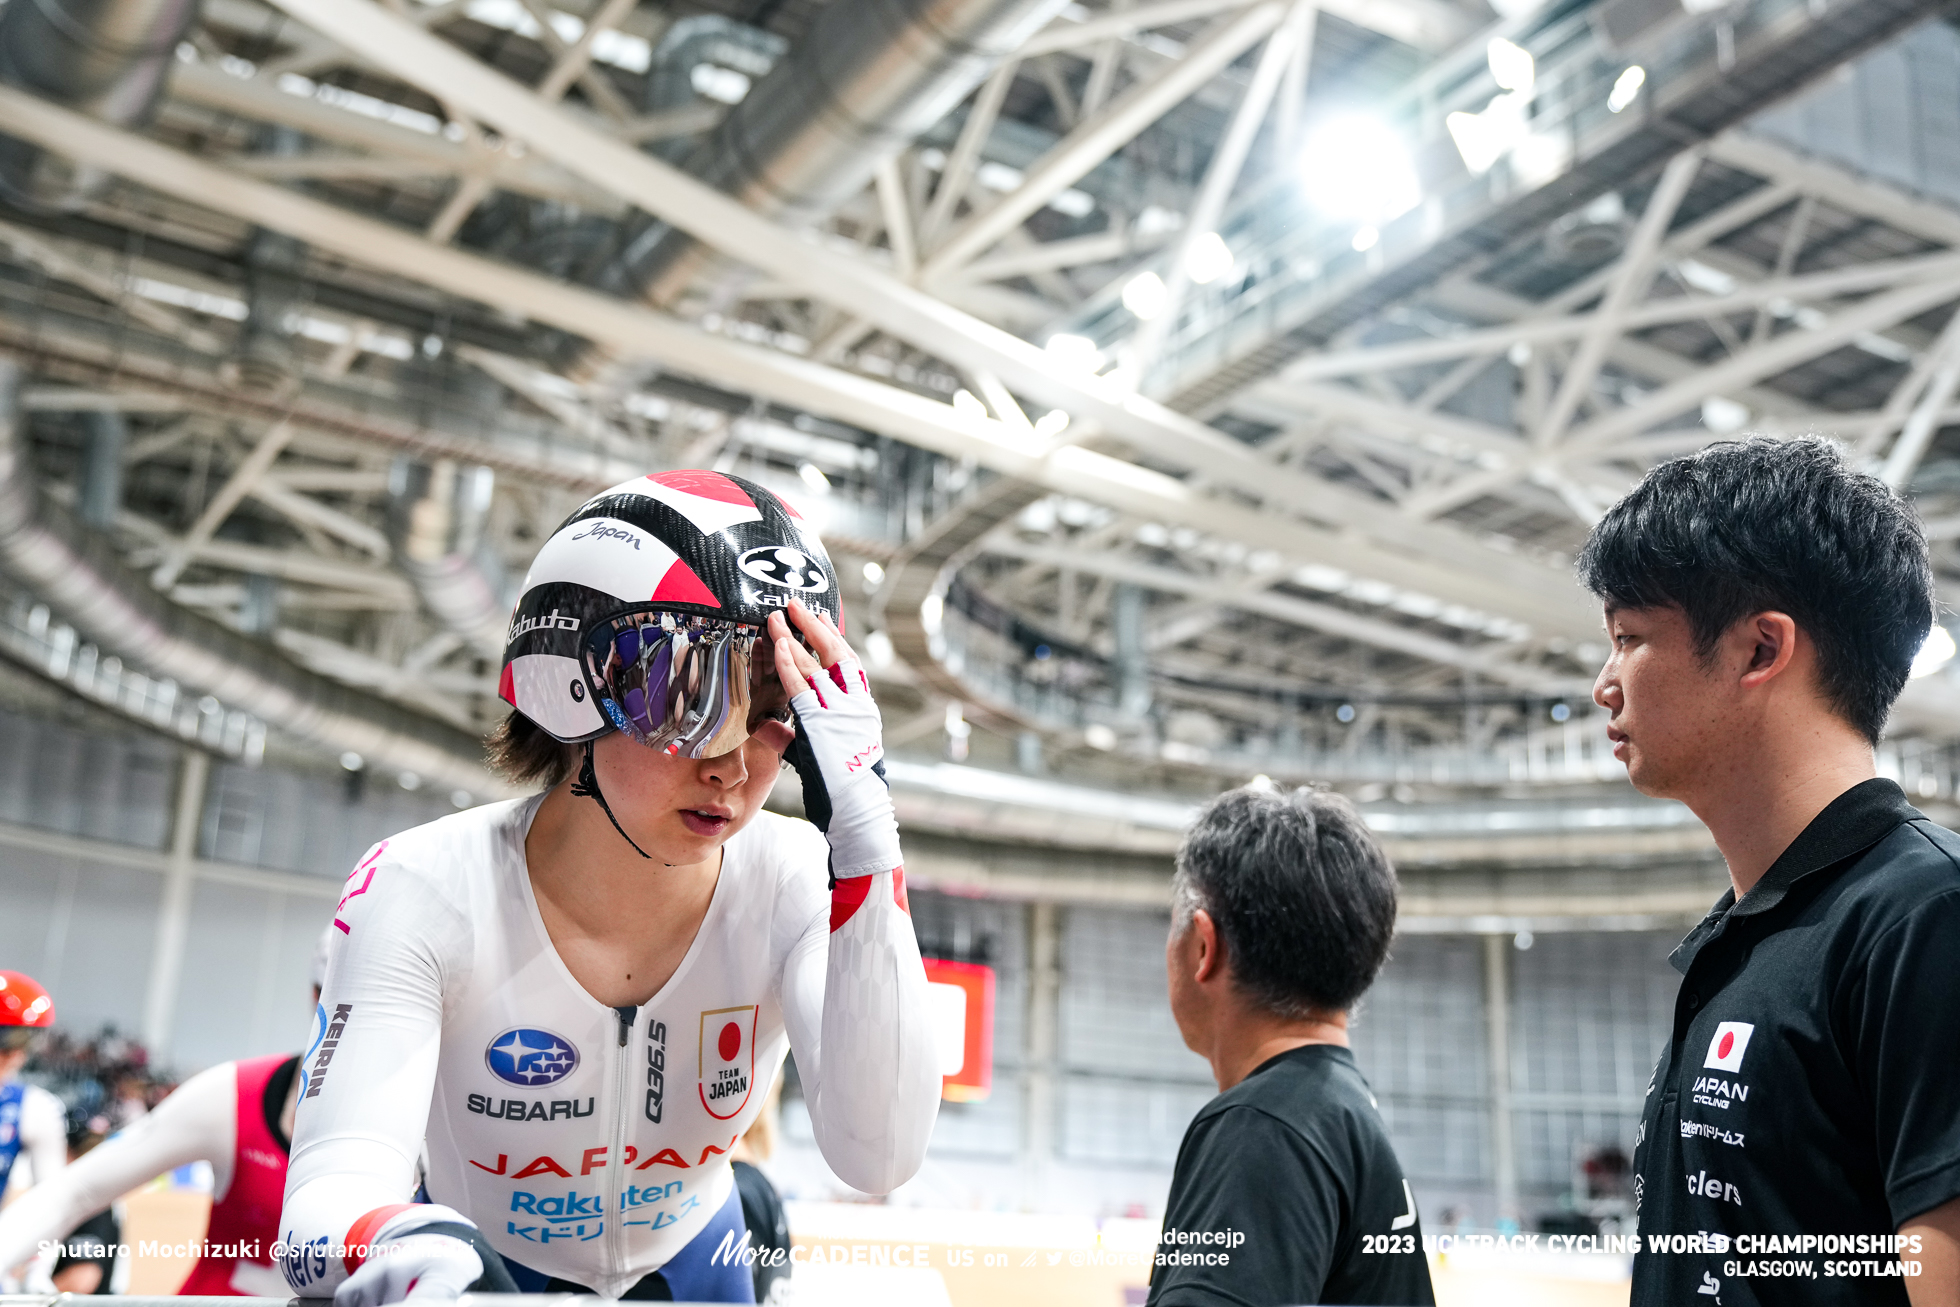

{"left": 0, "top": 971, "right": 53, "bottom": 1052}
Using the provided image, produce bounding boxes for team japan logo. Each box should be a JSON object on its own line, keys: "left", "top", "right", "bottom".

{"left": 488, "top": 1028, "right": 580, "bottom": 1087}
{"left": 698, "top": 1005, "right": 757, "bottom": 1120}
{"left": 1703, "top": 1021, "right": 1754, "bottom": 1073}
{"left": 737, "top": 546, "right": 827, "bottom": 592}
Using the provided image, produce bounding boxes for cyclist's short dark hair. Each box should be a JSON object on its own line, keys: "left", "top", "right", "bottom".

{"left": 487, "top": 710, "right": 578, "bottom": 789}
{"left": 1576, "top": 436, "right": 1932, "bottom": 744}
{"left": 1172, "top": 785, "right": 1398, "bottom": 1018}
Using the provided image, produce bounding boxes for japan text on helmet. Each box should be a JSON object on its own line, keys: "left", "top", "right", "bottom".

{"left": 0, "top": 970, "right": 54, "bottom": 1052}
{"left": 498, "top": 470, "right": 841, "bottom": 745}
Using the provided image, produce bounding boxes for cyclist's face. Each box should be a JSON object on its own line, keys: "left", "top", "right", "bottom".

{"left": 588, "top": 709, "right": 794, "bottom": 866}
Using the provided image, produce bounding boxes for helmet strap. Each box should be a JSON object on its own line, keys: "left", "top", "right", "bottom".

{"left": 570, "top": 741, "right": 652, "bottom": 860}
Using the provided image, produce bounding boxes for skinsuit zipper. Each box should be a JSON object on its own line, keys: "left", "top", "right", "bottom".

{"left": 607, "top": 1005, "right": 635, "bottom": 1290}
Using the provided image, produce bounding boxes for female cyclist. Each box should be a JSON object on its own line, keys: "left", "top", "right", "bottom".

{"left": 279, "top": 470, "right": 939, "bottom": 1304}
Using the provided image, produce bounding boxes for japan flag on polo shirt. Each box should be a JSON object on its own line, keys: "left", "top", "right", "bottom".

{"left": 1703, "top": 1021, "right": 1755, "bottom": 1072}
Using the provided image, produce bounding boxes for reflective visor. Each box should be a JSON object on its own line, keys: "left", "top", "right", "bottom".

{"left": 582, "top": 611, "right": 789, "bottom": 759}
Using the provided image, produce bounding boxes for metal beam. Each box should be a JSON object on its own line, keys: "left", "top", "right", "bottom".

{"left": 167, "top": 61, "right": 617, "bottom": 212}
{"left": 140, "top": 748, "right": 209, "bottom": 1058}
{"left": 924, "top": 4, "right": 1285, "bottom": 276}
{"left": 1532, "top": 150, "right": 1702, "bottom": 447}
{"left": 1018, "top": 0, "right": 1258, "bottom": 55}
{"left": 245, "top": 0, "right": 1595, "bottom": 624}
{"left": 1707, "top": 133, "right": 1960, "bottom": 251}
{"left": 1280, "top": 223, "right": 1960, "bottom": 383}
{"left": 1564, "top": 271, "right": 1960, "bottom": 450}
{"left": 919, "top": 62, "right": 1017, "bottom": 250}
{"left": 1130, "top": 1, "right": 1310, "bottom": 371}
{"left": 985, "top": 538, "right": 1591, "bottom": 692}
{"left": 0, "top": 84, "right": 1589, "bottom": 634}
{"left": 154, "top": 421, "right": 296, "bottom": 588}
{"left": 1881, "top": 308, "right": 1960, "bottom": 489}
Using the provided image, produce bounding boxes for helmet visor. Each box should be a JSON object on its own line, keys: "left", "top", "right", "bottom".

{"left": 582, "top": 611, "right": 795, "bottom": 759}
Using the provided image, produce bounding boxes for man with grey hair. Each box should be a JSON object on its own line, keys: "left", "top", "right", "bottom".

{"left": 1149, "top": 784, "right": 1432, "bottom": 1306}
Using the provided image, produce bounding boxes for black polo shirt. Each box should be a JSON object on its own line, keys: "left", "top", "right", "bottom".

{"left": 1629, "top": 778, "right": 1960, "bottom": 1307}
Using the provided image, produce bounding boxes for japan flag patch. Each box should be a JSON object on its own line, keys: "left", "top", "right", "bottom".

{"left": 1703, "top": 1021, "right": 1754, "bottom": 1072}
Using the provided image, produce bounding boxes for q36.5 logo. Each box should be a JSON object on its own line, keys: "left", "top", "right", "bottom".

{"left": 737, "top": 546, "right": 827, "bottom": 592}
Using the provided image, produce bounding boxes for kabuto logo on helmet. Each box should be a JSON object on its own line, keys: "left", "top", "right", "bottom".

{"left": 737, "top": 545, "right": 827, "bottom": 592}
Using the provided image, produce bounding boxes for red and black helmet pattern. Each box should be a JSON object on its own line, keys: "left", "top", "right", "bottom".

{"left": 498, "top": 470, "right": 841, "bottom": 742}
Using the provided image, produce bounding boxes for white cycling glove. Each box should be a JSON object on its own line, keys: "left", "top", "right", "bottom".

{"left": 334, "top": 1233, "right": 482, "bottom": 1307}
{"left": 784, "top": 653, "right": 901, "bottom": 878}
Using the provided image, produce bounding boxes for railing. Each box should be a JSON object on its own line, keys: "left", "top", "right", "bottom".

{"left": 1, "top": 590, "right": 267, "bottom": 762}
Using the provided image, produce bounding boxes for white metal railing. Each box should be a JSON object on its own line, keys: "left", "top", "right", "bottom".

{"left": 0, "top": 591, "right": 266, "bottom": 762}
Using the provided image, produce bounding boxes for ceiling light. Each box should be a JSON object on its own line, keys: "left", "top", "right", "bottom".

{"left": 1034, "top": 409, "right": 1071, "bottom": 438}
{"left": 952, "top": 388, "right": 989, "bottom": 420}
{"left": 1122, "top": 270, "right": 1169, "bottom": 320}
{"left": 796, "top": 460, "right": 831, "bottom": 493}
{"left": 1701, "top": 396, "right": 1750, "bottom": 433}
{"left": 1447, "top": 90, "right": 1529, "bottom": 175}
{"left": 1487, "top": 38, "right": 1535, "bottom": 94}
{"left": 976, "top": 161, "right": 1023, "bottom": 192}
{"left": 1912, "top": 625, "right": 1956, "bottom": 679}
{"left": 690, "top": 63, "right": 751, "bottom": 104}
{"left": 1299, "top": 115, "right": 1422, "bottom": 224}
{"left": 1045, "top": 333, "right": 1102, "bottom": 372}
{"left": 862, "top": 560, "right": 886, "bottom": 587}
{"left": 1608, "top": 65, "right": 1646, "bottom": 113}
{"left": 1184, "top": 232, "right": 1234, "bottom": 285}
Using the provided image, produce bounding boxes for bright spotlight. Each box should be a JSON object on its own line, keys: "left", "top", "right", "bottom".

{"left": 1184, "top": 232, "right": 1235, "bottom": 285}
{"left": 1912, "top": 625, "right": 1956, "bottom": 679}
{"left": 1045, "top": 333, "right": 1102, "bottom": 372}
{"left": 796, "top": 460, "right": 831, "bottom": 493}
{"left": 1608, "top": 65, "right": 1646, "bottom": 113}
{"left": 1487, "top": 38, "right": 1535, "bottom": 94}
{"left": 1351, "top": 226, "right": 1379, "bottom": 252}
{"left": 1298, "top": 115, "right": 1422, "bottom": 224}
{"left": 1122, "top": 270, "right": 1169, "bottom": 320}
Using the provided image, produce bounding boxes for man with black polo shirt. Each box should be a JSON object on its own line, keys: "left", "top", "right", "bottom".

{"left": 1149, "top": 784, "right": 1432, "bottom": 1307}
{"left": 1578, "top": 437, "right": 1960, "bottom": 1307}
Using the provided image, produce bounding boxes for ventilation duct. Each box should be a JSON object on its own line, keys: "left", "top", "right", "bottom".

{"left": 591, "top": 0, "right": 1071, "bottom": 313}
{"left": 387, "top": 458, "right": 514, "bottom": 659}
{"left": 0, "top": 361, "right": 510, "bottom": 796}
{"left": 643, "top": 16, "right": 785, "bottom": 120}
{"left": 0, "top": 0, "right": 202, "bottom": 204}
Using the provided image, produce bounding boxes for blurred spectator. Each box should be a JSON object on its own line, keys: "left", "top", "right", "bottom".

{"left": 21, "top": 1025, "right": 173, "bottom": 1129}
{"left": 48, "top": 1124, "right": 117, "bottom": 1295}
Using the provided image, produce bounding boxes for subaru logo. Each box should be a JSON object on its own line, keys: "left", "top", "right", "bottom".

{"left": 486, "top": 1028, "right": 580, "bottom": 1087}
{"left": 737, "top": 546, "right": 827, "bottom": 592}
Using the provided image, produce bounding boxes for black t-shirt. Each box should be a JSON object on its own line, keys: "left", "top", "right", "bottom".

{"left": 52, "top": 1207, "right": 119, "bottom": 1292}
{"left": 1630, "top": 779, "right": 1960, "bottom": 1307}
{"left": 1148, "top": 1044, "right": 1434, "bottom": 1307}
{"left": 733, "top": 1159, "right": 790, "bottom": 1303}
